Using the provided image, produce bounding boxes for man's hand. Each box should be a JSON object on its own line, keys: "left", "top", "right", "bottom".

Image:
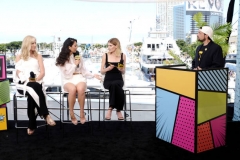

{"left": 197, "top": 66, "right": 202, "bottom": 70}
{"left": 193, "top": 66, "right": 202, "bottom": 70}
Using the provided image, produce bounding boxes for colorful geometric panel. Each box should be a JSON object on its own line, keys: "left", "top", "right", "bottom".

{"left": 156, "top": 88, "right": 179, "bottom": 143}
{"left": 210, "top": 115, "right": 226, "bottom": 147}
{"left": 172, "top": 97, "right": 195, "bottom": 153}
{"left": 156, "top": 68, "right": 196, "bottom": 99}
{"left": 0, "top": 107, "right": 7, "bottom": 130}
{"left": 198, "top": 69, "right": 228, "bottom": 92}
{"left": 197, "top": 122, "right": 214, "bottom": 153}
{"left": 0, "top": 80, "right": 10, "bottom": 105}
{"left": 0, "top": 55, "right": 6, "bottom": 81}
{"left": 198, "top": 91, "right": 226, "bottom": 124}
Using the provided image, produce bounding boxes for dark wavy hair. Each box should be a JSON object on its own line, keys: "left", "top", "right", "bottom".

{"left": 55, "top": 37, "right": 77, "bottom": 66}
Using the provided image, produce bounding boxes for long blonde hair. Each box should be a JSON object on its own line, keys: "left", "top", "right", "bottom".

{"left": 108, "top": 38, "right": 122, "bottom": 57}
{"left": 20, "top": 35, "right": 38, "bottom": 60}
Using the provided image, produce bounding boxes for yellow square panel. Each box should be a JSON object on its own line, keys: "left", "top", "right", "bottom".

{"left": 156, "top": 68, "right": 196, "bottom": 99}
{"left": 0, "top": 108, "right": 7, "bottom": 130}
{"left": 198, "top": 91, "right": 226, "bottom": 124}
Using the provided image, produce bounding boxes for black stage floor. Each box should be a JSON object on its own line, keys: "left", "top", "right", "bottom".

{"left": 0, "top": 121, "right": 240, "bottom": 160}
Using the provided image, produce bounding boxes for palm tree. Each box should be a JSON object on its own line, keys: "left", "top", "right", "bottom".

{"left": 193, "top": 12, "right": 232, "bottom": 58}
{"left": 171, "top": 12, "right": 232, "bottom": 68}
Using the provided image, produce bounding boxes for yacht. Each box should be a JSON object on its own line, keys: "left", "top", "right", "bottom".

{"left": 225, "top": 53, "right": 237, "bottom": 64}
{"left": 139, "top": 30, "right": 181, "bottom": 78}
{"left": 38, "top": 50, "right": 54, "bottom": 58}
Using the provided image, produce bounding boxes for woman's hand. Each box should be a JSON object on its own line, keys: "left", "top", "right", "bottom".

{"left": 118, "top": 67, "right": 124, "bottom": 72}
{"left": 106, "top": 64, "right": 115, "bottom": 71}
{"left": 74, "top": 59, "right": 80, "bottom": 66}
{"left": 94, "top": 74, "right": 102, "bottom": 80}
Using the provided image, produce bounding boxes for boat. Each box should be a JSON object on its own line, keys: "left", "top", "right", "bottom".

{"left": 139, "top": 29, "right": 181, "bottom": 80}
{"left": 38, "top": 50, "right": 54, "bottom": 58}
{"left": 225, "top": 53, "right": 237, "bottom": 64}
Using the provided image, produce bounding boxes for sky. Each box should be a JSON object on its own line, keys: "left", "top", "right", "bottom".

{"left": 0, "top": 0, "right": 238, "bottom": 44}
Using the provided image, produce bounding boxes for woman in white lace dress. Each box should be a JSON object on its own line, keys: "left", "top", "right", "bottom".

{"left": 15, "top": 35, "right": 56, "bottom": 135}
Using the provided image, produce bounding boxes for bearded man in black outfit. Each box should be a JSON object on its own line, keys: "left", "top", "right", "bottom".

{"left": 192, "top": 26, "right": 225, "bottom": 70}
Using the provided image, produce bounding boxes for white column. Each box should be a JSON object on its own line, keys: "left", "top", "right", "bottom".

{"left": 232, "top": 0, "right": 240, "bottom": 121}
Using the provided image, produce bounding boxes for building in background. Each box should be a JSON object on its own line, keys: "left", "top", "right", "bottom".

{"left": 173, "top": 0, "right": 224, "bottom": 42}
{"left": 232, "top": 0, "right": 240, "bottom": 122}
{"left": 156, "top": 0, "right": 183, "bottom": 37}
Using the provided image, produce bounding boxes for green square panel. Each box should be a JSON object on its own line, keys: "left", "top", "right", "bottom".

{"left": 0, "top": 80, "right": 10, "bottom": 105}
{"left": 198, "top": 91, "right": 226, "bottom": 124}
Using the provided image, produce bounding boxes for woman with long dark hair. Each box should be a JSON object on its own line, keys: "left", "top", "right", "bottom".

{"left": 56, "top": 38, "right": 101, "bottom": 125}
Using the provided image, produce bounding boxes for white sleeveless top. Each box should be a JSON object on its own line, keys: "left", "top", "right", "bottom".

{"left": 15, "top": 56, "right": 42, "bottom": 83}
{"left": 14, "top": 55, "right": 45, "bottom": 106}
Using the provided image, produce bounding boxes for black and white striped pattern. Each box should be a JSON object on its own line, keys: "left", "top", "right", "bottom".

{"left": 198, "top": 69, "right": 228, "bottom": 92}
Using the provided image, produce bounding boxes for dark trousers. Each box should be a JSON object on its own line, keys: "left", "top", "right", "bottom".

{"left": 18, "top": 82, "right": 49, "bottom": 130}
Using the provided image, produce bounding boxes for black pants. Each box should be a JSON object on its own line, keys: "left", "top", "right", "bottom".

{"left": 17, "top": 82, "right": 49, "bottom": 130}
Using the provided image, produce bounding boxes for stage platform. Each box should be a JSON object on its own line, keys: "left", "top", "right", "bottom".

{"left": 0, "top": 121, "right": 240, "bottom": 160}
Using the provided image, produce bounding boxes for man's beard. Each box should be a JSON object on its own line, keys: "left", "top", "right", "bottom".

{"left": 197, "top": 37, "right": 206, "bottom": 42}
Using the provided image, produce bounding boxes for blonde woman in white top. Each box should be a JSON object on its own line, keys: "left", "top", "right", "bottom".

{"left": 55, "top": 38, "right": 101, "bottom": 125}
{"left": 15, "top": 35, "right": 56, "bottom": 135}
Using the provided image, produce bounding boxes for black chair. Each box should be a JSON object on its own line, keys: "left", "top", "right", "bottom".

{"left": 98, "top": 74, "right": 132, "bottom": 132}
{"left": 13, "top": 92, "right": 49, "bottom": 143}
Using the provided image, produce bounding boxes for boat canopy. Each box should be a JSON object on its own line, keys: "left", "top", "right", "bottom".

{"left": 148, "top": 55, "right": 173, "bottom": 60}
{"left": 74, "top": 0, "right": 185, "bottom": 2}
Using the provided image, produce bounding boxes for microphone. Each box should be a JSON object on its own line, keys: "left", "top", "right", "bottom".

{"left": 73, "top": 51, "right": 80, "bottom": 68}
{"left": 118, "top": 59, "right": 124, "bottom": 68}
